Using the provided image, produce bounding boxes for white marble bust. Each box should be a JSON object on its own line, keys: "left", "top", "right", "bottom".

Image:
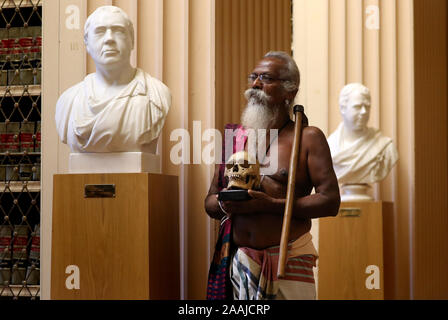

{"left": 55, "top": 6, "right": 171, "bottom": 155}
{"left": 328, "top": 83, "right": 398, "bottom": 185}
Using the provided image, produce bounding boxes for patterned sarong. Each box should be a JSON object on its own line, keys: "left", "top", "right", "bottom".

{"left": 206, "top": 124, "right": 247, "bottom": 300}
{"left": 206, "top": 216, "right": 233, "bottom": 300}
{"left": 230, "top": 234, "right": 318, "bottom": 300}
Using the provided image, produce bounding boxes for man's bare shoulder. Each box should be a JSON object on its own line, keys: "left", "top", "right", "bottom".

{"left": 303, "top": 126, "right": 327, "bottom": 143}
{"left": 301, "top": 126, "right": 332, "bottom": 156}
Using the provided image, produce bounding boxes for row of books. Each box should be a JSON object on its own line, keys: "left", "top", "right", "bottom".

{"left": 0, "top": 121, "right": 41, "bottom": 153}
{"left": 0, "top": 27, "right": 41, "bottom": 69}
{"left": 0, "top": 163, "right": 40, "bottom": 182}
{"left": 0, "top": 0, "right": 41, "bottom": 290}
{"left": 1, "top": 0, "right": 40, "bottom": 7}
{"left": 0, "top": 224, "right": 40, "bottom": 285}
{"left": 0, "top": 67, "right": 41, "bottom": 86}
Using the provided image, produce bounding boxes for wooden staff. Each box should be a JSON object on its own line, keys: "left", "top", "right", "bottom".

{"left": 277, "top": 105, "right": 304, "bottom": 279}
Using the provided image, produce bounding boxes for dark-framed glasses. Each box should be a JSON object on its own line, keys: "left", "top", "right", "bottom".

{"left": 248, "top": 73, "right": 285, "bottom": 84}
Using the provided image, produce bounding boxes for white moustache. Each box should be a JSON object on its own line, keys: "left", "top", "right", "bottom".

{"left": 244, "top": 89, "right": 270, "bottom": 104}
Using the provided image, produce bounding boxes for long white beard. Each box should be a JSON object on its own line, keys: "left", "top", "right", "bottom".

{"left": 242, "top": 89, "right": 277, "bottom": 131}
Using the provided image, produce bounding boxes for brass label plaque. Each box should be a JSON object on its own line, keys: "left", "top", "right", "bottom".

{"left": 339, "top": 208, "right": 361, "bottom": 217}
{"left": 84, "top": 184, "right": 116, "bottom": 198}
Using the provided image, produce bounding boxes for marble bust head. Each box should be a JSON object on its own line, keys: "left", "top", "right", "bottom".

{"left": 84, "top": 6, "right": 134, "bottom": 73}
{"left": 339, "top": 83, "right": 371, "bottom": 136}
{"left": 55, "top": 5, "right": 171, "bottom": 158}
{"left": 327, "top": 83, "right": 398, "bottom": 186}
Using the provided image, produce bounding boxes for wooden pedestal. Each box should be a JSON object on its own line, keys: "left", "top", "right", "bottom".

{"left": 318, "top": 201, "right": 394, "bottom": 300}
{"left": 51, "top": 173, "right": 179, "bottom": 300}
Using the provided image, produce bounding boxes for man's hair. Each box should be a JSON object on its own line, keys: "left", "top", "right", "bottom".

{"left": 264, "top": 51, "right": 300, "bottom": 92}
{"left": 84, "top": 6, "right": 134, "bottom": 46}
{"left": 339, "top": 83, "right": 371, "bottom": 109}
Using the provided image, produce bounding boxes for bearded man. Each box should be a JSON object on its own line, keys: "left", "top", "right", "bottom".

{"left": 205, "top": 51, "right": 340, "bottom": 300}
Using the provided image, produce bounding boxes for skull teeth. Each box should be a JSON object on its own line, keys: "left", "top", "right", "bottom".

{"left": 228, "top": 174, "right": 243, "bottom": 181}
{"left": 228, "top": 174, "right": 252, "bottom": 184}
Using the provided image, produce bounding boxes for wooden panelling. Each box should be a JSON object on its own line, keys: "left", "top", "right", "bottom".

{"left": 413, "top": 0, "right": 448, "bottom": 299}
{"left": 215, "top": 0, "right": 292, "bottom": 132}
{"left": 395, "top": 0, "right": 414, "bottom": 299}
{"left": 319, "top": 202, "right": 393, "bottom": 300}
{"left": 51, "top": 174, "right": 179, "bottom": 300}
{"left": 148, "top": 174, "right": 181, "bottom": 299}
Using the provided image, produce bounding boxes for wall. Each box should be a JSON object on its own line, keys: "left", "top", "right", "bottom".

{"left": 413, "top": 0, "right": 448, "bottom": 299}
{"left": 215, "top": 0, "right": 292, "bottom": 131}
{"left": 42, "top": 0, "right": 87, "bottom": 301}
{"left": 292, "top": 0, "right": 415, "bottom": 299}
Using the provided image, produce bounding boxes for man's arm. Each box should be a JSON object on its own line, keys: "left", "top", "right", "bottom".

{"left": 204, "top": 164, "right": 227, "bottom": 221}
{"left": 290, "top": 126, "right": 340, "bottom": 218}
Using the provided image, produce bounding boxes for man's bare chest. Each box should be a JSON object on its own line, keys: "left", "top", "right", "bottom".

{"left": 259, "top": 140, "right": 311, "bottom": 198}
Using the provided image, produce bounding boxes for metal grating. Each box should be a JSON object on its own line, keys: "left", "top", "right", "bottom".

{"left": 0, "top": 0, "right": 41, "bottom": 300}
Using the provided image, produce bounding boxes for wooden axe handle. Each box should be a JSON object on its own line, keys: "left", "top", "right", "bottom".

{"left": 277, "top": 105, "right": 304, "bottom": 279}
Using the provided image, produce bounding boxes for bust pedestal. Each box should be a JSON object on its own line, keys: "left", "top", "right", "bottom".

{"left": 69, "top": 152, "right": 161, "bottom": 174}
{"left": 340, "top": 183, "right": 373, "bottom": 202}
{"left": 318, "top": 201, "right": 395, "bottom": 300}
{"left": 51, "top": 173, "right": 179, "bottom": 299}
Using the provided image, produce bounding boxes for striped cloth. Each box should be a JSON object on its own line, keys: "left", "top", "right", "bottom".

{"left": 230, "top": 234, "right": 318, "bottom": 300}
{"left": 206, "top": 124, "right": 247, "bottom": 300}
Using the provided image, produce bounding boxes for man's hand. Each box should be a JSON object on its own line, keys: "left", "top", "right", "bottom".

{"left": 218, "top": 189, "right": 280, "bottom": 217}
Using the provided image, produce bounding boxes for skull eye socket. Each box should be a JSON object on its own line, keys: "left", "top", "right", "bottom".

{"left": 226, "top": 160, "right": 250, "bottom": 169}
{"left": 240, "top": 161, "right": 250, "bottom": 168}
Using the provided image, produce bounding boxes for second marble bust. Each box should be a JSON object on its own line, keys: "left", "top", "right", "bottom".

{"left": 328, "top": 83, "right": 398, "bottom": 185}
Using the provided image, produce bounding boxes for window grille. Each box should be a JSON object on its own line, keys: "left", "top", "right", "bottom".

{"left": 0, "top": 0, "right": 41, "bottom": 300}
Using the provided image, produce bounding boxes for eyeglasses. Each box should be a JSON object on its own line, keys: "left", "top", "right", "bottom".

{"left": 248, "top": 73, "right": 286, "bottom": 84}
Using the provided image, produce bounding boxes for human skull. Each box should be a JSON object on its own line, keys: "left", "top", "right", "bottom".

{"left": 225, "top": 151, "right": 260, "bottom": 190}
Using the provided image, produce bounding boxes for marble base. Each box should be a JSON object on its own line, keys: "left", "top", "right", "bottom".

{"left": 69, "top": 152, "right": 161, "bottom": 174}
{"left": 340, "top": 183, "right": 373, "bottom": 202}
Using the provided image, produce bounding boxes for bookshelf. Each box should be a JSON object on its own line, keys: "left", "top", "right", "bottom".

{"left": 0, "top": 0, "right": 41, "bottom": 300}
